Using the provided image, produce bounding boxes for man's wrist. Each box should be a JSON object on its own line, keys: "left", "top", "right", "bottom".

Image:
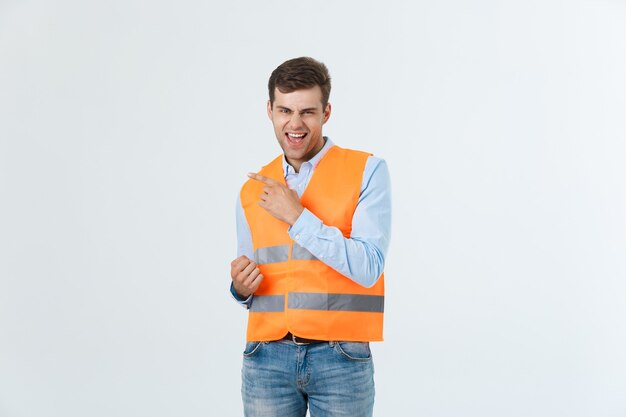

{"left": 288, "top": 206, "right": 305, "bottom": 226}
{"left": 234, "top": 287, "right": 251, "bottom": 300}
{"left": 230, "top": 282, "right": 252, "bottom": 302}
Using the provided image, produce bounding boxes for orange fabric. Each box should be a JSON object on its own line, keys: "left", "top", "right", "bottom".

{"left": 240, "top": 146, "right": 385, "bottom": 342}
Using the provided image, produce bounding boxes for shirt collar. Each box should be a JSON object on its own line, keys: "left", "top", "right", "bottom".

{"left": 283, "top": 136, "right": 334, "bottom": 177}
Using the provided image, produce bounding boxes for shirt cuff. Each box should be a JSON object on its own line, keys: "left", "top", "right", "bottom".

{"left": 288, "top": 208, "right": 322, "bottom": 245}
{"left": 230, "top": 282, "right": 252, "bottom": 309}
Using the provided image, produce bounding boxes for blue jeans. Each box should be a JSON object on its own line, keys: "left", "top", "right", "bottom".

{"left": 241, "top": 339, "right": 375, "bottom": 417}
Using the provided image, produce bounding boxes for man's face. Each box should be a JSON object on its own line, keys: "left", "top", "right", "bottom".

{"left": 267, "top": 86, "right": 331, "bottom": 172}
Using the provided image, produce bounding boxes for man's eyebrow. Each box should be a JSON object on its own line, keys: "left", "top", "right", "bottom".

{"left": 275, "top": 105, "right": 319, "bottom": 112}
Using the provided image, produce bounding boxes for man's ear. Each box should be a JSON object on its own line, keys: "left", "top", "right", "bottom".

{"left": 267, "top": 100, "right": 273, "bottom": 120}
{"left": 323, "top": 103, "right": 332, "bottom": 124}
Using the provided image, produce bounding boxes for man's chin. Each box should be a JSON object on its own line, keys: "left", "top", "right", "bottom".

{"left": 283, "top": 146, "right": 306, "bottom": 158}
{"left": 284, "top": 152, "right": 303, "bottom": 164}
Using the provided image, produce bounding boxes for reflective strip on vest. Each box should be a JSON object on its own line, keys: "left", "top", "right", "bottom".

{"left": 291, "top": 244, "right": 318, "bottom": 261}
{"left": 255, "top": 245, "right": 289, "bottom": 264}
{"left": 288, "top": 292, "right": 384, "bottom": 313}
{"left": 254, "top": 244, "right": 317, "bottom": 264}
{"left": 250, "top": 295, "right": 285, "bottom": 312}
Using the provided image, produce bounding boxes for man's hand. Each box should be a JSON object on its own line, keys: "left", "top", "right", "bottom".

{"left": 248, "top": 172, "right": 304, "bottom": 225}
{"left": 231, "top": 256, "right": 263, "bottom": 299}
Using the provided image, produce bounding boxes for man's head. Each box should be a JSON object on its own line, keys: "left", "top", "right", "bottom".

{"left": 267, "top": 57, "right": 332, "bottom": 172}
{"left": 268, "top": 57, "right": 332, "bottom": 109}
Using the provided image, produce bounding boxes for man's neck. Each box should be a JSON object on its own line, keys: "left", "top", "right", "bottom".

{"left": 286, "top": 137, "right": 328, "bottom": 173}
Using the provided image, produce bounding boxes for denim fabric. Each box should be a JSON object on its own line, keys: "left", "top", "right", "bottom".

{"left": 242, "top": 340, "right": 375, "bottom": 417}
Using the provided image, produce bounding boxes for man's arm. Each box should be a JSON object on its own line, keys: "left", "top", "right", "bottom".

{"left": 228, "top": 198, "right": 258, "bottom": 308}
{"left": 249, "top": 157, "right": 391, "bottom": 288}
{"left": 288, "top": 157, "right": 391, "bottom": 287}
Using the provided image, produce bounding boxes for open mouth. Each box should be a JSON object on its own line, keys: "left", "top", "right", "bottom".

{"left": 286, "top": 132, "right": 307, "bottom": 144}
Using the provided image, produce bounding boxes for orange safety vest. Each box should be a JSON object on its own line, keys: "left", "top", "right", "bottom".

{"left": 240, "top": 145, "right": 385, "bottom": 342}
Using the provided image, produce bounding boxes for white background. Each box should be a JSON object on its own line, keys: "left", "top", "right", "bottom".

{"left": 1, "top": 0, "right": 625, "bottom": 416}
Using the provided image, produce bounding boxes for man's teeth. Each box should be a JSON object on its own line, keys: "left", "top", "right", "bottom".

{"left": 288, "top": 133, "right": 305, "bottom": 138}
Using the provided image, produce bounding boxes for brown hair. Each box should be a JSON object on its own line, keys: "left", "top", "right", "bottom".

{"left": 268, "top": 57, "right": 332, "bottom": 109}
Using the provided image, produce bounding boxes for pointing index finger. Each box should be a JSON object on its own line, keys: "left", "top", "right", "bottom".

{"left": 248, "top": 172, "right": 278, "bottom": 185}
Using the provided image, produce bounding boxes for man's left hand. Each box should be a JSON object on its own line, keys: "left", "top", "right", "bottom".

{"left": 248, "top": 172, "right": 304, "bottom": 225}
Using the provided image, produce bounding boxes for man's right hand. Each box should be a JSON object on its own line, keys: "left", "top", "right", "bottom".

{"left": 230, "top": 256, "right": 263, "bottom": 299}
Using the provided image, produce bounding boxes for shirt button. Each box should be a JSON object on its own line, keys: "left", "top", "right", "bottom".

{"left": 295, "top": 234, "right": 300, "bottom": 240}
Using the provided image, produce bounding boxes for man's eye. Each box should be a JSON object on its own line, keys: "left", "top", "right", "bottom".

{"left": 280, "top": 109, "right": 290, "bottom": 113}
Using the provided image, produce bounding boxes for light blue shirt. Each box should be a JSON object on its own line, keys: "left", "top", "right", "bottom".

{"left": 231, "top": 138, "right": 391, "bottom": 308}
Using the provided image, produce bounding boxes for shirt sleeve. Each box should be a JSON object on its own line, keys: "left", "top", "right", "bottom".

{"left": 230, "top": 195, "right": 254, "bottom": 309}
{"left": 288, "top": 157, "right": 391, "bottom": 288}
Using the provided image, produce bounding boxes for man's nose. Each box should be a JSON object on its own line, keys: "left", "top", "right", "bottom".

{"left": 288, "top": 113, "right": 304, "bottom": 129}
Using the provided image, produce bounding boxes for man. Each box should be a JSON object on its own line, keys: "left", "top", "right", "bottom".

{"left": 230, "top": 57, "right": 391, "bottom": 417}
